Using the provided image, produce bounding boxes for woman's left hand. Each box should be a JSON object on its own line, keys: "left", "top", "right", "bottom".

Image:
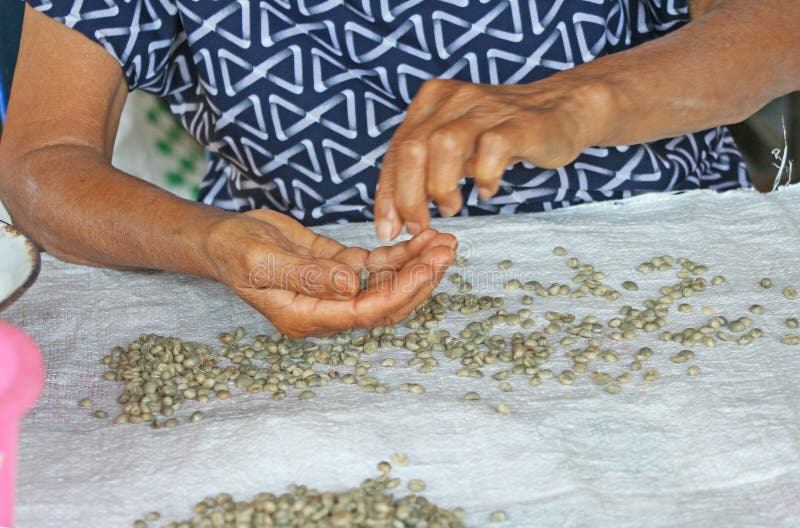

{"left": 374, "top": 77, "right": 609, "bottom": 241}
{"left": 206, "top": 210, "right": 457, "bottom": 337}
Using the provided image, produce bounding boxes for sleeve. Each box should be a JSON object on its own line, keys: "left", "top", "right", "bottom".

{"left": 23, "top": 0, "right": 182, "bottom": 93}
{"left": 633, "top": 0, "right": 691, "bottom": 37}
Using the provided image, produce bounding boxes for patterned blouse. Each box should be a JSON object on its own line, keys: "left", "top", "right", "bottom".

{"left": 28, "top": 0, "right": 749, "bottom": 225}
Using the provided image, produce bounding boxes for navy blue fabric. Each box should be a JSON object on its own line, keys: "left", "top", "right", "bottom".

{"left": 27, "top": 0, "right": 749, "bottom": 225}
{"left": 0, "top": 0, "right": 24, "bottom": 124}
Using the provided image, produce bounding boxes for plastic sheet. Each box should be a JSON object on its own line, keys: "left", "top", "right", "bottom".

{"left": 6, "top": 186, "right": 800, "bottom": 527}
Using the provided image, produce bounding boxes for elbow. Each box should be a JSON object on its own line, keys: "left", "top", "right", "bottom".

{"left": 0, "top": 149, "right": 39, "bottom": 233}
{"left": 0, "top": 149, "right": 82, "bottom": 264}
{"left": 0, "top": 150, "right": 140, "bottom": 270}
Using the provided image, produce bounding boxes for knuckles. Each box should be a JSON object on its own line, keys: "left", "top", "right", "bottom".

{"left": 427, "top": 182, "right": 460, "bottom": 206}
{"left": 394, "top": 138, "right": 427, "bottom": 163}
{"left": 476, "top": 129, "right": 512, "bottom": 155}
{"left": 428, "top": 127, "right": 463, "bottom": 154}
{"left": 412, "top": 79, "right": 483, "bottom": 112}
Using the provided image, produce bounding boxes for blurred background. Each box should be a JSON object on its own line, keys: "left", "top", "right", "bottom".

{"left": 0, "top": 1, "right": 797, "bottom": 225}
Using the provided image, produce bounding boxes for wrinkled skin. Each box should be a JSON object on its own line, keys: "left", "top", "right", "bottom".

{"left": 206, "top": 210, "right": 457, "bottom": 337}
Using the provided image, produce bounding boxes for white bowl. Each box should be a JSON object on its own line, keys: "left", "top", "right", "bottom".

{"left": 0, "top": 221, "right": 40, "bottom": 311}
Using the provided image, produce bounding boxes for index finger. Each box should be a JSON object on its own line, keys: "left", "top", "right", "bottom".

{"left": 388, "top": 136, "right": 431, "bottom": 236}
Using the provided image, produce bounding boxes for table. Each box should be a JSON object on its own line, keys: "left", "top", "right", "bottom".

{"left": 6, "top": 186, "right": 800, "bottom": 527}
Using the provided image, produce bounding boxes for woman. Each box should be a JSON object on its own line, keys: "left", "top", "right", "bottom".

{"left": 0, "top": 0, "right": 797, "bottom": 336}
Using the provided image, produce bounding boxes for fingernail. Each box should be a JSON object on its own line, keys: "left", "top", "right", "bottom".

{"left": 477, "top": 187, "right": 492, "bottom": 201}
{"left": 406, "top": 222, "right": 421, "bottom": 235}
{"left": 376, "top": 220, "right": 392, "bottom": 242}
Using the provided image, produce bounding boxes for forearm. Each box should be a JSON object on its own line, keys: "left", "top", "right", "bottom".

{"left": 0, "top": 144, "right": 231, "bottom": 279}
{"left": 559, "top": 0, "right": 800, "bottom": 148}
{"left": 0, "top": 6, "right": 234, "bottom": 280}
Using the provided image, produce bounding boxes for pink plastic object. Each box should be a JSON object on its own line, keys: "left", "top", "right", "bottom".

{"left": 0, "top": 320, "right": 44, "bottom": 528}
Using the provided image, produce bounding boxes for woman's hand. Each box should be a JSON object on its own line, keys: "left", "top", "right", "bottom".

{"left": 374, "top": 77, "right": 607, "bottom": 240}
{"left": 205, "top": 210, "right": 457, "bottom": 337}
{"left": 375, "top": 0, "right": 800, "bottom": 242}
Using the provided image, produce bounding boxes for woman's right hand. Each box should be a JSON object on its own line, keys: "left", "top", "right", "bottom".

{"left": 204, "top": 210, "right": 457, "bottom": 337}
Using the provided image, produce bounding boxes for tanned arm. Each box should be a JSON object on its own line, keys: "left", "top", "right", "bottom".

{"left": 0, "top": 5, "right": 229, "bottom": 275}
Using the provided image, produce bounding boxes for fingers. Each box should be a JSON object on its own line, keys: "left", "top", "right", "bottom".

{"left": 473, "top": 117, "right": 581, "bottom": 195}
{"left": 427, "top": 119, "right": 485, "bottom": 215}
{"left": 374, "top": 81, "right": 589, "bottom": 238}
{"left": 327, "top": 229, "right": 439, "bottom": 277}
{"left": 472, "top": 123, "right": 518, "bottom": 200}
{"left": 389, "top": 137, "right": 430, "bottom": 236}
{"left": 378, "top": 108, "right": 507, "bottom": 232}
{"left": 355, "top": 240, "right": 454, "bottom": 326}
{"left": 374, "top": 82, "right": 443, "bottom": 242}
{"left": 379, "top": 122, "right": 476, "bottom": 235}
{"left": 334, "top": 228, "right": 456, "bottom": 272}
{"left": 373, "top": 165, "right": 404, "bottom": 243}
{"left": 249, "top": 240, "right": 455, "bottom": 337}
{"left": 380, "top": 247, "right": 454, "bottom": 326}
{"left": 366, "top": 228, "right": 439, "bottom": 269}
{"left": 332, "top": 228, "right": 456, "bottom": 292}
{"left": 367, "top": 230, "right": 456, "bottom": 290}
{"left": 376, "top": 79, "right": 467, "bottom": 240}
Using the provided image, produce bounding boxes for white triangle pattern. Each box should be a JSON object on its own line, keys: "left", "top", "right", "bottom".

{"left": 32, "top": 0, "right": 749, "bottom": 225}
